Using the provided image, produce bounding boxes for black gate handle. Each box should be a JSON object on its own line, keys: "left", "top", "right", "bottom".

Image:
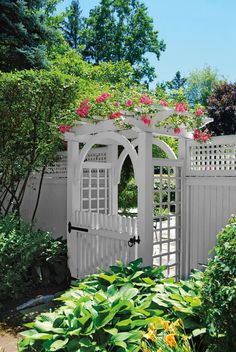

{"left": 68, "top": 221, "right": 89, "bottom": 233}
{"left": 128, "top": 236, "right": 141, "bottom": 247}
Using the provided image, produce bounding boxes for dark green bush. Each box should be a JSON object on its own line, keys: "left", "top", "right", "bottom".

{"left": 201, "top": 216, "right": 236, "bottom": 350}
{"left": 19, "top": 259, "right": 204, "bottom": 352}
{"left": 0, "top": 213, "right": 69, "bottom": 300}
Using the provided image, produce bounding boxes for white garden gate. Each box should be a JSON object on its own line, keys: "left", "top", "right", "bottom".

{"left": 20, "top": 120, "right": 236, "bottom": 279}
{"left": 65, "top": 115, "right": 187, "bottom": 279}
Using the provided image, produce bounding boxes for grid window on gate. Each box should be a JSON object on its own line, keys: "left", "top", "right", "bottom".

{"left": 81, "top": 168, "right": 110, "bottom": 213}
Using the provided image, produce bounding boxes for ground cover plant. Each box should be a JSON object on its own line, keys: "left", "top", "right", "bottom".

{"left": 0, "top": 213, "right": 69, "bottom": 301}
{"left": 18, "top": 259, "right": 205, "bottom": 351}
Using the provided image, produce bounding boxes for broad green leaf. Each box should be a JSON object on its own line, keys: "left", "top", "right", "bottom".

{"left": 111, "top": 332, "right": 132, "bottom": 342}
{"left": 49, "top": 339, "right": 68, "bottom": 351}
{"left": 99, "top": 273, "right": 117, "bottom": 283}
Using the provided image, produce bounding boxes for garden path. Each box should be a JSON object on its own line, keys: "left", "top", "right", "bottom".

{"left": 0, "top": 333, "right": 18, "bottom": 352}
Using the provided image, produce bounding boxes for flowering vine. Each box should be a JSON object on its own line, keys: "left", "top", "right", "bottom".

{"left": 58, "top": 91, "right": 211, "bottom": 142}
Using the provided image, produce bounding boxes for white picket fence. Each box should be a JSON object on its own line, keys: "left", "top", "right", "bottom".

{"left": 74, "top": 210, "right": 138, "bottom": 236}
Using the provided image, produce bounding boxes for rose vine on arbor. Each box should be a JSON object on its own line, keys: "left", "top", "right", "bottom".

{"left": 59, "top": 91, "right": 211, "bottom": 142}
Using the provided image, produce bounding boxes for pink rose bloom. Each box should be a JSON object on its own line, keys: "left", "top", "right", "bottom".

{"left": 114, "top": 101, "right": 119, "bottom": 107}
{"left": 142, "top": 115, "right": 151, "bottom": 126}
{"left": 76, "top": 98, "right": 90, "bottom": 118}
{"left": 160, "top": 99, "right": 168, "bottom": 107}
{"left": 196, "top": 109, "right": 204, "bottom": 116}
{"left": 109, "top": 111, "right": 122, "bottom": 119}
{"left": 193, "top": 130, "right": 201, "bottom": 140}
{"left": 58, "top": 124, "right": 71, "bottom": 133}
{"left": 176, "top": 102, "right": 187, "bottom": 112}
{"left": 96, "top": 92, "right": 112, "bottom": 103}
{"left": 174, "top": 127, "right": 181, "bottom": 134}
{"left": 140, "top": 95, "right": 153, "bottom": 105}
{"left": 126, "top": 99, "right": 133, "bottom": 107}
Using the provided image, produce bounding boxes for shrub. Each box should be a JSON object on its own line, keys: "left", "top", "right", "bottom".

{"left": 201, "top": 216, "right": 236, "bottom": 350}
{"left": 19, "top": 259, "right": 204, "bottom": 352}
{"left": 207, "top": 82, "right": 236, "bottom": 136}
{"left": 0, "top": 213, "right": 69, "bottom": 300}
{"left": 0, "top": 69, "right": 78, "bottom": 217}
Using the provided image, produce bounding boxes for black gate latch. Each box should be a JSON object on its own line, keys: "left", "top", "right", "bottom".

{"left": 128, "top": 236, "right": 141, "bottom": 247}
{"left": 68, "top": 221, "right": 89, "bottom": 234}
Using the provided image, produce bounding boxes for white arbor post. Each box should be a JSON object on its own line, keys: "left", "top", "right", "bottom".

{"left": 107, "top": 144, "right": 118, "bottom": 214}
{"left": 137, "top": 131, "right": 154, "bottom": 266}
{"left": 66, "top": 134, "right": 80, "bottom": 278}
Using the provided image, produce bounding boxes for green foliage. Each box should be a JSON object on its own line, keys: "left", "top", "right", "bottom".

{"left": 119, "top": 177, "right": 137, "bottom": 214}
{"left": 0, "top": 0, "right": 58, "bottom": 71}
{"left": 201, "top": 217, "right": 236, "bottom": 350}
{"left": 51, "top": 50, "right": 135, "bottom": 86}
{"left": 0, "top": 69, "right": 78, "bottom": 216}
{"left": 19, "top": 259, "right": 204, "bottom": 352}
{"left": 80, "top": 0, "right": 166, "bottom": 82}
{"left": 165, "top": 71, "right": 187, "bottom": 91}
{"left": 207, "top": 82, "right": 236, "bottom": 136}
{"left": 0, "top": 213, "right": 68, "bottom": 300}
{"left": 185, "top": 66, "right": 223, "bottom": 107}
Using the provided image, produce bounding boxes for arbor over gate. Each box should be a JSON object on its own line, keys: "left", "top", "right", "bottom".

{"left": 65, "top": 114, "right": 236, "bottom": 280}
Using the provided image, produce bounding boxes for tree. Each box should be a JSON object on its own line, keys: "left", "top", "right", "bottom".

{"left": 165, "top": 71, "right": 187, "bottom": 90}
{"left": 80, "top": 0, "right": 166, "bottom": 82}
{"left": 207, "top": 82, "right": 236, "bottom": 136}
{"left": 0, "top": 0, "right": 56, "bottom": 71}
{"left": 185, "top": 65, "right": 223, "bottom": 107}
{"left": 62, "top": 0, "right": 83, "bottom": 50}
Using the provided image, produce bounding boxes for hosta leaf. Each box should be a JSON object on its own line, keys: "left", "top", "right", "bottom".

{"left": 103, "top": 327, "right": 118, "bottom": 335}
{"left": 142, "top": 277, "right": 156, "bottom": 285}
{"left": 116, "top": 319, "right": 132, "bottom": 327}
{"left": 111, "top": 332, "right": 132, "bottom": 342}
{"left": 99, "top": 273, "right": 117, "bottom": 283}
{"left": 34, "top": 321, "right": 53, "bottom": 332}
{"left": 49, "top": 339, "right": 68, "bottom": 351}
{"left": 192, "top": 328, "right": 207, "bottom": 337}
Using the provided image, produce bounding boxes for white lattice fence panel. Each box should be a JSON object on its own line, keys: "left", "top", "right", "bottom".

{"left": 186, "top": 136, "right": 236, "bottom": 176}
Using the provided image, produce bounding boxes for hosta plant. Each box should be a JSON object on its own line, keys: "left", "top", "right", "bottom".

{"left": 19, "top": 259, "right": 205, "bottom": 352}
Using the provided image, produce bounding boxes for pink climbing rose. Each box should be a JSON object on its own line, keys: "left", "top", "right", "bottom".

{"left": 193, "top": 129, "right": 211, "bottom": 142}
{"left": 76, "top": 98, "right": 90, "bottom": 118}
{"left": 96, "top": 92, "right": 112, "bottom": 103}
{"left": 109, "top": 111, "right": 122, "bottom": 119}
{"left": 175, "top": 102, "right": 187, "bottom": 112}
{"left": 126, "top": 99, "right": 133, "bottom": 107}
{"left": 140, "top": 95, "right": 153, "bottom": 105}
{"left": 114, "top": 101, "right": 119, "bottom": 107}
{"left": 174, "top": 127, "right": 181, "bottom": 134}
{"left": 160, "top": 99, "right": 168, "bottom": 107}
{"left": 58, "top": 124, "right": 71, "bottom": 133}
{"left": 196, "top": 109, "right": 204, "bottom": 116}
{"left": 142, "top": 115, "right": 151, "bottom": 126}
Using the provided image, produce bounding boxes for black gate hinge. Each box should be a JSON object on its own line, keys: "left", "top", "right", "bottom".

{"left": 128, "top": 236, "right": 141, "bottom": 247}
{"left": 68, "top": 221, "right": 88, "bottom": 233}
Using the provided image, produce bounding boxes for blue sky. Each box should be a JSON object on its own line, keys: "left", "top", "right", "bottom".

{"left": 58, "top": 0, "right": 236, "bottom": 84}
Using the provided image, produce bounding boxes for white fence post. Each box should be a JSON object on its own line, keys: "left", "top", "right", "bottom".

{"left": 137, "top": 132, "right": 154, "bottom": 266}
